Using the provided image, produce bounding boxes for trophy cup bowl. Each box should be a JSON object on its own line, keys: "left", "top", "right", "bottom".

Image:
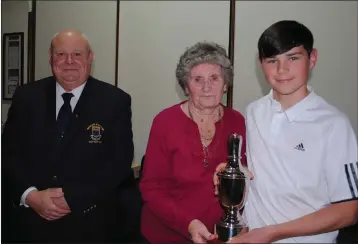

{"left": 215, "top": 133, "right": 248, "bottom": 242}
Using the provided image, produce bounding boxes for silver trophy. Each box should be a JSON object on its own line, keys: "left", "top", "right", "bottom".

{"left": 215, "top": 133, "right": 248, "bottom": 242}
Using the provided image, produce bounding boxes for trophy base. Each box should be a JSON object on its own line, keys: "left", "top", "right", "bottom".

{"left": 215, "top": 222, "right": 245, "bottom": 242}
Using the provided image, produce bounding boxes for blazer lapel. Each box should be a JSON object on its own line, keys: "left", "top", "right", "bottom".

{"left": 44, "top": 77, "right": 57, "bottom": 135}
{"left": 42, "top": 77, "right": 61, "bottom": 166}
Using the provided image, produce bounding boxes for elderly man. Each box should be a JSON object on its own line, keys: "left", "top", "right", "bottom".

{"left": 2, "top": 29, "right": 142, "bottom": 242}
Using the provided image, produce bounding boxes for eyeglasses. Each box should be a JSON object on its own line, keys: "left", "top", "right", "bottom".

{"left": 189, "top": 75, "right": 223, "bottom": 88}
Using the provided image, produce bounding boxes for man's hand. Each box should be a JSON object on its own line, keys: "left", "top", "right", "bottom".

{"left": 188, "top": 219, "right": 216, "bottom": 243}
{"left": 227, "top": 226, "right": 275, "bottom": 243}
{"left": 26, "top": 188, "right": 71, "bottom": 221}
{"left": 213, "top": 163, "right": 254, "bottom": 195}
{"left": 52, "top": 197, "right": 70, "bottom": 210}
{"left": 51, "top": 188, "right": 70, "bottom": 210}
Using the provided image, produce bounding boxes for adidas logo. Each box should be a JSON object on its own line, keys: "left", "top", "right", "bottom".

{"left": 294, "top": 143, "right": 305, "bottom": 151}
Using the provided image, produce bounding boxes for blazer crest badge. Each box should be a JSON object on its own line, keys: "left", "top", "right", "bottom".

{"left": 87, "top": 123, "right": 104, "bottom": 143}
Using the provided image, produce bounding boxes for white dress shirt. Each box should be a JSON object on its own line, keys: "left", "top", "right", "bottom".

{"left": 20, "top": 81, "right": 86, "bottom": 207}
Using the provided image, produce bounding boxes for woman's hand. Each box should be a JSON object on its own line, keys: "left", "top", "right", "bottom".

{"left": 188, "top": 219, "right": 217, "bottom": 243}
{"left": 213, "top": 162, "right": 254, "bottom": 195}
{"left": 213, "top": 163, "right": 227, "bottom": 195}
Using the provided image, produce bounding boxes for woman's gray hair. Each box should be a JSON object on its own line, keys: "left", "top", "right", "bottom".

{"left": 176, "top": 41, "right": 233, "bottom": 93}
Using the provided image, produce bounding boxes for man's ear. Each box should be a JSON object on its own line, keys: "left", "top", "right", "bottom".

{"left": 48, "top": 48, "right": 52, "bottom": 65}
{"left": 88, "top": 50, "right": 94, "bottom": 63}
{"left": 309, "top": 48, "right": 318, "bottom": 70}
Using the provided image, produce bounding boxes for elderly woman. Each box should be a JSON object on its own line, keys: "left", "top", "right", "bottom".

{"left": 139, "top": 42, "right": 246, "bottom": 243}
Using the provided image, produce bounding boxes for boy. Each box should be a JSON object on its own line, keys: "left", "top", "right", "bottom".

{"left": 216, "top": 20, "right": 358, "bottom": 243}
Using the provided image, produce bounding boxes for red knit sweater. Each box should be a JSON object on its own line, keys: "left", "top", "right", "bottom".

{"left": 140, "top": 102, "right": 246, "bottom": 243}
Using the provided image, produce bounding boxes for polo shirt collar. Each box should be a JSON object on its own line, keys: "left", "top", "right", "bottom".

{"left": 268, "top": 85, "right": 317, "bottom": 122}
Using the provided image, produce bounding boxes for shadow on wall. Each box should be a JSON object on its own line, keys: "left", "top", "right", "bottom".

{"left": 254, "top": 52, "right": 271, "bottom": 96}
{"left": 175, "top": 81, "right": 187, "bottom": 102}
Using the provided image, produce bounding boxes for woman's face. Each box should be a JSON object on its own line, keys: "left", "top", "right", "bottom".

{"left": 185, "top": 63, "right": 227, "bottom": 110}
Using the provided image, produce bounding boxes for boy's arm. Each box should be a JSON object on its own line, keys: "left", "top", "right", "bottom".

{"left": 269, "top": 200, "right": 358, "bottom": 242}
{"left": 273, "top": 115, "right": 358, "bottom": 240}
{"left": 230, "top": 115, "right": 358, "bottom": 243}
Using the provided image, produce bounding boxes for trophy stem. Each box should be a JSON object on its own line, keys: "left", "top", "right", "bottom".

{"left": 223, "top": 206, "right": 238, "bottom": 223}
{"left": 216, "top": 206, "right": 244, "bottom": 242}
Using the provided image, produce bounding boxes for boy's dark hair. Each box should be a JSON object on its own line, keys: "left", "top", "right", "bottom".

{"left": 258, "top": 20, "right": 314, "bottom": 60}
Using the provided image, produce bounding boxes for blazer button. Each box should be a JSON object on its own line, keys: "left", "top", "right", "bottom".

{"left": 52, "top": 175, "right": 58, "bottom": 181}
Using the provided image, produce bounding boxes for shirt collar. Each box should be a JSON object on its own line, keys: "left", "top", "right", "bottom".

{"left": 268, "top": 85, "right": 317, "bottom": 122}
{"left": 56, "top": 81, "right": 86, "bottom": 100}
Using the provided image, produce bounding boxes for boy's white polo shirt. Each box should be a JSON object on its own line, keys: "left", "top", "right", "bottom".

{"left": 243, "top": 86, "right": 358, "bottom": 243}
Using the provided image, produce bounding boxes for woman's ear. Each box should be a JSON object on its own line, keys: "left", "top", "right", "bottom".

{"left": 185, "top": 86, "right": 190, "bottom": 96}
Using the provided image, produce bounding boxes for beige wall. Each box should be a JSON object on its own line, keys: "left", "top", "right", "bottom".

{"left": 233, "top": 1, "right": 358, "bottom": 136}
{"left": 1, "top": 1, "right": 29, "bottom": 122}
{"left": 117, "top": 1, "right": 230, "bottom": 162}
{"left": 35, "top": 1, "right": 117, "bottom": 85}
{"left": 2, "top": 1, "right": 357, "bottom": 160}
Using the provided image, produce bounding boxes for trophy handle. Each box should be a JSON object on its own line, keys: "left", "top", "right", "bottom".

{"left": 237, "top": 135, "right": 245, "bottom": 174}
{"left": 237, "top": 135, "right": 249, "bottom": 211}
{"left": 238, "top": 184, "right": 248, "bottom": 211}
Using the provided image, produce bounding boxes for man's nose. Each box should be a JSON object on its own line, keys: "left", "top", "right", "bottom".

{"left": 277, "top": 60, "right": 289, "bottom": 74}
{"left": 65, "top": 54, "right": 74, "bottom": 64}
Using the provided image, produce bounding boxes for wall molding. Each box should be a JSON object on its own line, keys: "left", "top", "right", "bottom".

{"left": 226, "top": 0, "right": 236, "bottom": 108}
{"left": 27, "top": 0, "right": 36, "bottom": 83}
{"left": 114, "top": 0, "right": 120, "bottom": 87}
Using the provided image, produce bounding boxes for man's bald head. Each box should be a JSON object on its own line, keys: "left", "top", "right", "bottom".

{"left": 49, "top": 29, "right": 94, "bottom": 91}
{"left": 50, "top": 29, "right": 91, "bottom": 53}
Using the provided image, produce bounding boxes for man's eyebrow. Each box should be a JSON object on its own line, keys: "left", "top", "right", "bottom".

{"left": 286, "top": 51, "right": 304, "bottom": 57}
{"left": 54, "top": 49, "right": 84, "bottom": 53}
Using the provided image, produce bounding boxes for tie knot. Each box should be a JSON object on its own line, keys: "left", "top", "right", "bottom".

{"left": 62, "top": 93, "right": 73, "bottom": 105}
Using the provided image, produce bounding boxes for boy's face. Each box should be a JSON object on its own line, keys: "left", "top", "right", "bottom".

{"left": 260, "top": 45, "right": 317, "bottom": 96}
